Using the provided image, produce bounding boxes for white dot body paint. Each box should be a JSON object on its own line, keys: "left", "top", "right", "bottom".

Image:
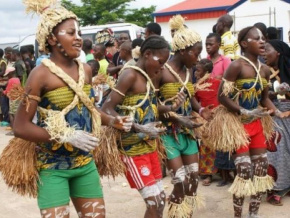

{"left": 74, "top": 20, "right": 81, "bottom": 39}
{"left": 58, "top": 30, "right": 66, "bottom": 36}
{"left": 152, "top": 56, "right": 159, "bottom": 61}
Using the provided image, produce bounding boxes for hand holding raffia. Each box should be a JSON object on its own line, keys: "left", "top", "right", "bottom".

{"left": 109, "top": 115, "right": 133, "bottom": 132}
{"left": 240, "top": 108, "right": 272, "bottom": 118}
{"left": 134, "top": 122, "right": 166, "bottom": 139}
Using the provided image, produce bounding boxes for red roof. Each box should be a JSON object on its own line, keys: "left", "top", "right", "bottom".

{"left": 155, "top": 0, "right": 239, "bottom": 15}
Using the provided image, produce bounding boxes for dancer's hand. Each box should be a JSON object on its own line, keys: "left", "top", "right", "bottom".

{"left": 200, "top": 105, "right": 214, "bottom": 121}
{"left": 172, "top": 92, "right": 187, "bottom": 111}
{"left": 240, "top": 108, "right": 272, "bottom": 118}
{"left": 176, "top": 115, "right": 203, "bottom": 129}
{"left": 65, "top": 130, "right": 100, "bottom": 152}
{"left": 134, "top": 122, "right": 166, "bottom": 139}
{"left": 109, "top": 116, "right": 133, "bottom": 132}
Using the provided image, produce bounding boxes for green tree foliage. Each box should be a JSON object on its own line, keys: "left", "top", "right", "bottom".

{"left": 61, "top": 0, "right": 155, "bottom": 27}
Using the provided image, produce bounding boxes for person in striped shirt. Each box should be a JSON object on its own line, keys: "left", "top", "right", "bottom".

{"left": 216, "top": 14, "right": 241, "bottom": 61}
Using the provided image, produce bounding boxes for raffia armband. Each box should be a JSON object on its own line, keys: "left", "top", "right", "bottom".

{"left": 7, "top": 84, "right": 41, "bottom": 112}
{"left": 221, "top": 78, "right": 236, "bottom": 97}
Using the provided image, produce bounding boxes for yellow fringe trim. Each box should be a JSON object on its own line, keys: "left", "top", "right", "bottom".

{"left": 40, "top": 109, "right": 76, "bottom": 142}
{"left": 184, "top": 194, "right": 205, "bottom": 212}
{"left": 222, "top": 79, "right": 236, "bottom": 97}
{"left": 253, "top": 175, "right": 274, "bottom": 193}
{"left": 168, "top": 200, "right": 192, "bottom": 218}
{"left": 228, "top": 176, "right": 256, "bottom": 198}
{"left": 0, "top": 138, "right": 38, "bottom": 198}
{"left": 202, "top": 106, "right": 249, "bottom": 153}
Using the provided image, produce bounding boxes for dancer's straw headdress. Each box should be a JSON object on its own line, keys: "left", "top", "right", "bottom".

{"left": 23, "top": 0, "right": 77, "bottom": 53}
{"left": 169, "top": 15, "right": 202, "bottom": 51}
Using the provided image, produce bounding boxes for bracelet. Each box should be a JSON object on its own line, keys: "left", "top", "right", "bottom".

{"left": 198, "top": 107, "right": 205, "bottom": 115}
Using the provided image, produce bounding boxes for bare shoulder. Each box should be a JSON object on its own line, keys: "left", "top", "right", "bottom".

{"left": 223, "top": 59, "right": 242, "bottom": 81}
{"left": 82, "top": 62, "right": 92, "bottom": 83}
{"left": 260, "top": 63, "right": 271, "bottom": 79}
{"left": 24, "top": 64, "right": 51, "bottom": 96}
{"left": 27, "top": 64, "right": 50, "bottom": 84}
{"left": 118, "top": 67, "right": 137, "bottom": 82}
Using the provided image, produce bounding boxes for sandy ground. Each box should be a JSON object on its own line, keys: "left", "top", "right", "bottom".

{"left": 0, "top": 126, "right": 289, "bottom": 218}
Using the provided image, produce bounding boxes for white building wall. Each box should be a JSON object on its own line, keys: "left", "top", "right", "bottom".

{"left": 158, "top": 18, "right": 217, "bottom": 58}
{"left": 228, "top": 0, "right": 290, "bottom": 43}
{"left": 156, "top": 0, "right": 290, "bottom": 57}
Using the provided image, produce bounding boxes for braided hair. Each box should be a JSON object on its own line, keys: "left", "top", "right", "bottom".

{"left": 140, "top": 35, "right": 169, "bottom": 55}
{"left": 238, "top": 26, "right": 256, "bottom": 52}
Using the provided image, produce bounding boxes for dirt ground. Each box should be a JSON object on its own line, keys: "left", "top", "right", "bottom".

{"left": 0, "top": 126, "right": 289, "bottom": 218}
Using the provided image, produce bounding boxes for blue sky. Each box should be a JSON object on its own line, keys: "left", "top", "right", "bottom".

{"left": 0, "top": 0, "right": 183, "bottom": 44}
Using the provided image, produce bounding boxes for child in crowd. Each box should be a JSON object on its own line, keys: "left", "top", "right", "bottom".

{"left": 195, "top": 59, "right": 219, "bottom": 186}
{"left": 119, "top": 41, "right": 135, "bottom": 67}
{"left": 3, "top": 67, "right": 20, "bottom": 135}
{"left": 94, "top": 44, "right": 109, "bottom": 75}
{"left": 205, "top": 32, "right": 235, "bottom": 186}
{"left": 11, "top": 49, "right": 26, "bottom": 86}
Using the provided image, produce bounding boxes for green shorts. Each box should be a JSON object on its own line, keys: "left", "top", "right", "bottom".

{"left": 162, "top": 133, "right": 198, "bottom": 160}
{"left": 37, "top": 161, "right": 103, "bottom": 209}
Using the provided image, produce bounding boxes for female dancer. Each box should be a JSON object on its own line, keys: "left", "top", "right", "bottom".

{"left": 6, "top": 1, "right": 132, "bottom": 217}
{"left": 102, "top": 35, "right": 170, "bottom": 218}
{"left": 218, "top": 26, "right": 288, "bottom": 218}
{"left": 158, "top": 15, "right": 212, "bottom": 217}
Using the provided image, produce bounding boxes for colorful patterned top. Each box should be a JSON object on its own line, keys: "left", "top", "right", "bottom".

{"left": 232, "top": 77, "right": 268, "bottom": 123}
{"left": 36, "top": 84, "right": 94, "bottom": 170}
{"left": 159, "top": 82, "right": 195, "bottom": 136}
{"left": 117, "top": 92, "right": 158, "bottom": 157}
{"left": 219, "top": 31, "right": 241, "bottom": 60}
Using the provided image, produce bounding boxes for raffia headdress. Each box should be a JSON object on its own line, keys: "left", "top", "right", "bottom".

{"left": 169, "top": 15, "right": 202, "bottom": 51}
{"left": 23, "top": 0, "right": 77, "bottom": 53}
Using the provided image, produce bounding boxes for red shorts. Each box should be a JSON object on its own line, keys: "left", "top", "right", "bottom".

{"left": 121, "top": 151, "right": 162, "bottom": 190}
{"left": 236, "top": 119, "right": 267, "bottom": 155}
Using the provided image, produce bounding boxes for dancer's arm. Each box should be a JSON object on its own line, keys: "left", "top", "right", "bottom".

{"left": 83, "top": 63, "right": 132, "bottom": 130}
{"left": 13, "top": 66, "right": 52, "bottom": 142}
